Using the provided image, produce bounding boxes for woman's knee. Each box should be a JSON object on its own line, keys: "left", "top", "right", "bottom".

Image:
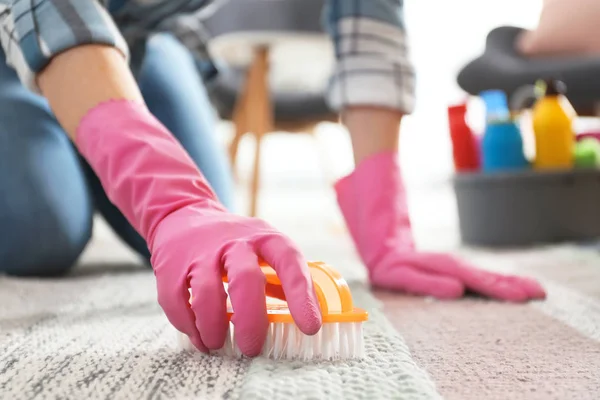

{"left": 139, "top": 33, "right": 212, "bottom": 114}
{"left": 141, "top": 34, "right": 199, "bottom": 87}
{"left": 0, "top": 59, "right": 93, "bottom": 276}
{"left": 0, "top": 203, "right": 93, "bottom": 277}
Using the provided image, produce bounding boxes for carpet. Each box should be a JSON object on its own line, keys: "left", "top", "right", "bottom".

{"left": 2, "top": 180, "right": 600, "bottom": 399}
{"left": 379, "top": 245, "right": 600, "bottom": 400}
{"left": 0, "top": 250, "right": 439, "bottom": 400}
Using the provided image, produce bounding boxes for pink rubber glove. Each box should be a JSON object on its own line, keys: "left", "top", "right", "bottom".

{"left": 76, "top": 100, "right": 322, "bottom": 356}
{"left": 335, "top": 151, "right": 546, "bottom": 302}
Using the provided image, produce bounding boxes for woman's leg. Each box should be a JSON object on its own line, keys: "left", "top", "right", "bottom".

{"left": 0, "top": 50, "right": 93, "bottom": 277}
{"left": 140, "top": 34, "right": 235, "bottom": 208}
{"left": 79, "top": 33, "right": 235, "bottom": 260}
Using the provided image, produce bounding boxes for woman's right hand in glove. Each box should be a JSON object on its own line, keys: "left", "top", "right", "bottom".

{"left": 76, "top": 100, "right": 322, "bottom": 356}
{"left": 150, "top": 206, "right": 322, "bottom": 355}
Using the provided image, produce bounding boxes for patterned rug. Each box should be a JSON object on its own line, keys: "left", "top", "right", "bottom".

{"left": 0, "top": 261, "right": 439, "bottom": 400}
{"left": 3, "top": 239, "right": 600, "bottom": 399}
{"left": 2, "top": 180, "right": 600, "bottom": 398}
{"left": 379, "top": 245, "right": 600, "bottom": 400}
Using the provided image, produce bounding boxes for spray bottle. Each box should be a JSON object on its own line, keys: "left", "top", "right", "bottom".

{"left": 480, "top": 90, "right": 529, "bottom": 173}
{"left": 531, "top": 79, "right": 576, "bottom": 169}
{"left": 448, "top": 103, "right": 480, "bottom": 172}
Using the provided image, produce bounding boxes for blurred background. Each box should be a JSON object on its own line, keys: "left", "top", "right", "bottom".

{"left": 86, "top": 0, "right": 546, "bottom": 272}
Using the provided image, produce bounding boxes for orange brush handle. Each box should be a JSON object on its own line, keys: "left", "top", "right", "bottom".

{"left": 222, "top": 259, "right": 367, "bottom": 323}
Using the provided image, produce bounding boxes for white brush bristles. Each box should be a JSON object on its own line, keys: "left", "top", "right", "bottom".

{"left": 178, "top": 322, "right": 365, "bottom": 361}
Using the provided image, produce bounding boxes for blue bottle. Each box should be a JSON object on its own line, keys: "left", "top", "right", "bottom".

{"left": 480, "top": 90, "right": 529, "bottom": 173}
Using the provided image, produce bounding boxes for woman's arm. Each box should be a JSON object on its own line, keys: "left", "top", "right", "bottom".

{"left": 38, "top": 44, "right": 142, "bottom": 138}
{"left": 323, "top": 0, "right": 415, "bottom": 114}
{"left": 322, "top": 0, "right": 413, "bottom": 163}
{"left": 0, "top": 0, "right": 134, "bottom": 136}
{"left": 0, "top": 0, "right": 220, "bottom": 136}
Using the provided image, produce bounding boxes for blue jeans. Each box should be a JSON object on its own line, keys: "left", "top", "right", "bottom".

{"left": 0, "top": 34, "right": 234, "bottom": 276}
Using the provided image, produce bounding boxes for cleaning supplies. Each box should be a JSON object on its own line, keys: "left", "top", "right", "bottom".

{"left": 573, "top": 137, "right": 600, "bottom": 168}
{"left": 480, "top": 90, "right": 529, "bottom": 172}
{"left": 179, "top": 261, "right": 368, "bottom": 361}
{"left": 447, "top": 103, "right": 480, "bottom": 172}
{"left": 531, "top": 79, "right": 576, "bottom": 169}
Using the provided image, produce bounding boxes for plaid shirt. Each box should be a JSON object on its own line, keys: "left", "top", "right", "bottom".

{"left": 0, "top": 0, "right": 414, "bottom": 113}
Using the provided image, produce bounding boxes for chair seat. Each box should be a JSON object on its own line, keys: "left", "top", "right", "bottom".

{"left": 204, "top": 0, "right": 329, "bottom": 68}
{"left": 206, "top": 67, "right": 335, "bottom": 123}
{"left": 202, "top": 0, "right": 335, "bottom": 123}
{"left": 457, "top": 26, "right": 600, "bottom": 114}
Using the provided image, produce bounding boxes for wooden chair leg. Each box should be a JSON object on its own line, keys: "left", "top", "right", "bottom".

{"left": 229, "top": 118, "right": 245, "bottom": 181}
{"left": 229, "top": 67, "right": 251, "bottom": 182}
{"left": 250, "top": 132, "right": 264, "bottom": 217}
{"left": 243, "top": 47, "right": 272, "bottom": 217}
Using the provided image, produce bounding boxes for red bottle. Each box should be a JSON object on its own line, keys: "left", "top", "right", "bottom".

{"left": 447, "top": 103, "right": 480, "bottom": 172}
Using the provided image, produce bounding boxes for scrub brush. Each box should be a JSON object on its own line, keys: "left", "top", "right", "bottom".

{"left": 178, "top": 261, "right": 368, "bottom": 361}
